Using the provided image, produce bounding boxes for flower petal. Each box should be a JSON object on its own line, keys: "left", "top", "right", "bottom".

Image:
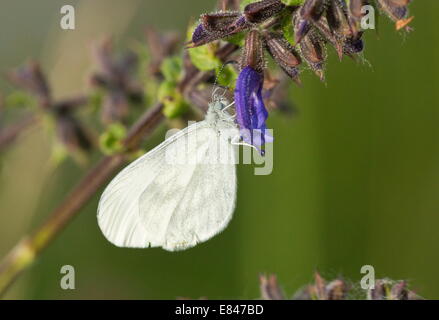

{"left": 234, "top": 66, "right": 272, "bottom": 148}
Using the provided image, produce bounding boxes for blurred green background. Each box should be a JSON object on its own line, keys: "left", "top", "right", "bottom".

{"left": 0, "top": 0, "right": 438, "bottom": 299}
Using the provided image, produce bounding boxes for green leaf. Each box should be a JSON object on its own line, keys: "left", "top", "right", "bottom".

{"left": 216, "top": 64, "right": 238, "bottom": 89}
{"left": 162, "top": 98, "right": 189, "bottom": 119}
{"left": 158, "top": 81, "right": 189, "bottom": 119}
{"left": 88, "top": 89, "right": 104, "bottom": 113}
{"left": 158, "top": 81, "right": 176, "bottom": 102}
{"left": 283, "top": 24, "right": 295, "bottom": 46}
{"left": 225, "top": 32, "right": 245, "bottom": 47}
{"left": 99, "top": 123, "right": 127, "bottom": 155}
{"left": 188, "top": 44, "right": 221, "bottom": 71}
{"left": 160, "top": 56, "right": 183, "bottom": 82}
{"left": 5, "top": 91, "right": 35, "bottom": 108}
{"left": 132, "top": 41, "right": 151, "bottom": 68}
{"left": 50, "top": 141, "right": 69, "bottom": 166}
{"left": 186, "top": 22, "right": 221, "bottom": 72}
{"left": 279, "top": 11, "right": 295, "bottom": 45}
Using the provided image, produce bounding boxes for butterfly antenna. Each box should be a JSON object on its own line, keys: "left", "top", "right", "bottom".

{"left": 222, "top": 101, "right": 235, "bottom": 112}
{"left": 230, "top": 135, "right": 258, "bottom": 152}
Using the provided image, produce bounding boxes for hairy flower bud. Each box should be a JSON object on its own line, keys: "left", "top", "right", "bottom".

{"left": 56, "top": 114, "right": 92, "bottom": 153}
{"left": 299, "top": 33, "right": 326, "bottom": 81}
{"left": 91, "top": 41, "right": 143, "bottom": 124}
{"left": 347, "top": 0, "right": 370, "bottom": 36}
{"left": 8, "top": 62, "right": 51, "bottom": 109}
{"left": 8, "top": 62, "right": 92, "bottom": 153}
{"left": 326, "top": 279, "right": 347, "bottom": 300}
{"left": 201, "top": 12, "right": 242, "bottom": 32}
{"left": 378, "top": 0, "right": 413, "bottom": 29}
{"left": 349, "top": 0, "right": 369, "bottom": 19}
{"left": 290, "top": 274, "right": 423, "bottom": 300}
{"left": 189, "top": 0, "right": 415, "bottom": 88}
{"left": 325, "top": 1, "right": 340, "bottom": 31}
{"left": 292, "top": 0, "right": 325, "bottom": 43}
{"left": 378, "top": 0, "right": 411, "bottom": 18}
{"left": 293, "top": 15, "right": 312, "bottom": 44}
{"left": 260, "top": 274, "right": 285, "bottom": 300}
{"left": 367, "top": 279, "right": 419, "bottom": 300}
{"left": 244, "top": 0, "right": 285, "bottom": 24}
{"left": 326, "top": 0, "right": 353, "bottom": 38}
{"left": 312, "top": 18, "right": 344, "bottom": 60}
{"left": 300, "top": 0, "right": 326, "bottom": 21}
{"left": 343, "top": 34, "right": 364, "bottom": 56}
{"left": 264, "top": 32, "right": 301, "bottom": 83}
{"left": 241, "top": 29, "right": 265, "bottom": 73}
{"left": 189, "top": 14, "right": 247, "bottom": 48}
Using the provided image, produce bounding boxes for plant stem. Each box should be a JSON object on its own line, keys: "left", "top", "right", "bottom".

{"left": 0, "top": 103, "right": 164, "bottom": 297}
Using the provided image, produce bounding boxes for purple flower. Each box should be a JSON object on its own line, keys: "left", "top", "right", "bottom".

{"left": 234, "top": 66, "right": 272, "bottom": 150}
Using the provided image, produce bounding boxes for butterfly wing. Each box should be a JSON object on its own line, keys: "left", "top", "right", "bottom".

{"left": 97, "top": 121, "right": 237, "bottom": 251}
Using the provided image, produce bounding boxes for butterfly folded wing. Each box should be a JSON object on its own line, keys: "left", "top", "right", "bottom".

{"left": 97, "top": 122, "right": 237, "bottom": 250}
{"left": 97, "top": 123, "right": 201, "bottom": 247}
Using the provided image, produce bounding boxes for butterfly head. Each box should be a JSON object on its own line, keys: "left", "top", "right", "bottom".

{"left": 206, "top": 98, "right": 235, "bottom": 123}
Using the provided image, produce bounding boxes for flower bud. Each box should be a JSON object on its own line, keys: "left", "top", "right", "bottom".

{"left": 299, "top": 33, "right": 326, "bottom": 81}
{"left": 326, "top": 0, "right": 353, "bottom": 38}
{"left": 259, "top": 274, "right": 285, "bottom": 300}
{"left": 326, "top": 279, "right": 347, "bottom": 300}
{"left": 344, "top": 0, "right": 367, "bottom": 36}
{"left": 56, "top": 114, "right": 92, "bottom": 153}
{"left": 300, "top": 0, "right": 325, "bottom": 21}
{"left": 8, "top": 62, "right": 51, "bottom": 109}
{"left": 293, "top": 15, "right": 312, "bottom": 44}
{"left": 241, "top": 29, "right": 265, "bottom": 73}
{"left": 343, "top": 34, "right": 365, "bottom": 56}
{"left": 244, "top": 0, "right": 285, "bottom": 24}
{"left": 379, "top": 0, "right": 411, "bottom": 18}
{"left": 349, "top": 0, "right": 369, "bottom": 19}
{"left": 189, "top": 14, "right": 247, "bottom": 48}
{"left": 264, "top": 32, "right": 301, "bottom": 83}
{"left": 367, "top": 279, "right": 414, "bottom": 300}
{"left": 201, "top": 12, "right": 242, "bottom": 32}
{"left": 312, "top": 18, "right": 344, "bottom": 60}
{"left": 390, "top": 281, "right": 409, "bottom": 300}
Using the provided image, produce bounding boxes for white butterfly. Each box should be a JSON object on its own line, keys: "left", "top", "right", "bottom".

{"left": 97, "top": 99, "right": 239, "bottom": 251}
